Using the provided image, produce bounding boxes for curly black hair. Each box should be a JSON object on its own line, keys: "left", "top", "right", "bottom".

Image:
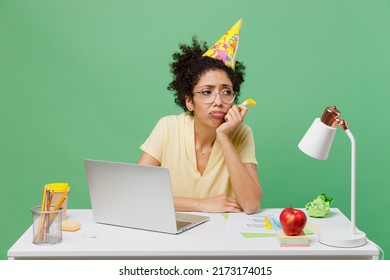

{"left": 167, "top": 36, "right": 246, "bottom": 112}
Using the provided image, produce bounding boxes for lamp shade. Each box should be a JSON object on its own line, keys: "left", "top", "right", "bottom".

{"left": 298, "top": 118, "right": 337, "bottom": 160}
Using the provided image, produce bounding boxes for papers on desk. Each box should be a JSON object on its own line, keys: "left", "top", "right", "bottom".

{"left": 225, "top": 212, "right": 281, "bottom": 237}
{"left": 224, "top": 212, "right": 317, "bottom": 240}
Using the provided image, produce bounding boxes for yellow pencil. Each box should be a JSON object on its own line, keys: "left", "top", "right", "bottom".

{"left": 36, "top": 185, "right": 49, "bottom": 242}
{"left": 40, "top": 185, "right": 48, "bottom": 211}
{"left": 49, "top": 191, "right": 69, "bottom": 224}
{"left": 54, "top": 191, "right": 68, "bottom": 210}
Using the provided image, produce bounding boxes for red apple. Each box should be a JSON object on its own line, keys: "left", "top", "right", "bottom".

{"left": 279, "top": 207, "right": 307, "bottom": 236}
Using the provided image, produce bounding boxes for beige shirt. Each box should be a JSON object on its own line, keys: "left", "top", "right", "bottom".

{"left": 140, "top": 113, "right": 257, "bottom": 198}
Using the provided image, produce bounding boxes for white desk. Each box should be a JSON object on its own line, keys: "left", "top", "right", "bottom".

{"left": 7, "top": 208, "right": 379, "bottom": 260}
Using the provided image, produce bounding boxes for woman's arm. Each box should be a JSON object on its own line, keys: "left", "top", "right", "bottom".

{"left": 174, "top": 194, "right": 242, "bottom": 213}
{"left": 217, "top": 105, "right": 263, "bottom": 214}
{"left": 219, "top": 139, "right": 262, "bottom": 214}
{"left": 138, "top": 152, "right": 161, "bottom": 166}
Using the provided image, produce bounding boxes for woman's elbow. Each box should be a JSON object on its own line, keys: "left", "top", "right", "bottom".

{"left": 242, "top": 198, "right": 261, "bottom": 214}
{"left": 242, "top": 192, "right": 262, "bottom": 214}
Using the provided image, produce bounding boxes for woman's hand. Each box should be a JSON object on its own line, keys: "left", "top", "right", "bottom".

{"left": 216, "top": 104, "right": 248, "bottom": 138}
{"left": 199, "top": 194, "right": 243, "bottom": 213}
{"left": 174, "top": 194, "right": 242, "bottom": 213}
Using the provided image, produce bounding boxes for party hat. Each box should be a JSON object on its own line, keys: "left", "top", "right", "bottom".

{"left": 203, "top": 19, "right": 242, "bottom": 70}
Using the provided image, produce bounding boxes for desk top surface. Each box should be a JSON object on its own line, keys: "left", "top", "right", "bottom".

{"left": 8, "top": 208, "right": 379, "bottom": 260}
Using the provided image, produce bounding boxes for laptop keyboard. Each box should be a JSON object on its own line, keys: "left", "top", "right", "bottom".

{"left": 176, "top": 220, "right": 191, "bottom": 230}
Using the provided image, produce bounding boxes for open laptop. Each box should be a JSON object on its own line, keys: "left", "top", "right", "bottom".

{"left": 84, "top": 159, "right": 209, "bottom": 234}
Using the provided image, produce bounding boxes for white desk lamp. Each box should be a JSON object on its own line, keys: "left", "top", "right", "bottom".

{"left": 298, "top": 106, "right": 366, "bottom": 247}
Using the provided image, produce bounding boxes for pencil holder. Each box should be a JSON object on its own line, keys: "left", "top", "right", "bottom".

{"left": 31, "top": 205, "right": 63, "bottom": 245}
{"left": 46, "top": 183, "right": 70, "bottom": 220}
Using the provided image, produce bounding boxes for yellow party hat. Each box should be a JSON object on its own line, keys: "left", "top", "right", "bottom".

{"left": 203, "top": 19, "right": 242, "bottom": 70}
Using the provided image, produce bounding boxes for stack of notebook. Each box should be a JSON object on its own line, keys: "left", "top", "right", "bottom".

{"left": 277, "top": 231, "right": 309, "bottom": 247}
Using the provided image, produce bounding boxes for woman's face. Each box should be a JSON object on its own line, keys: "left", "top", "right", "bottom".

{"left": 186, "top": 69, "right": 234, "bottom": 129}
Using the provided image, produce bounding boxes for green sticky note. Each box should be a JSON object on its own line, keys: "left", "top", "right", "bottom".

{"left": 303, "top": 227, "right": 313, "bottom": 235}
{"left": 241, "top": 232, "right": 277, "bottom": 238}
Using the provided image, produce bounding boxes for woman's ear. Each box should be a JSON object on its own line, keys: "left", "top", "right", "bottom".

{"left": 185, "top": 96, "right": 194, "bottom": 112}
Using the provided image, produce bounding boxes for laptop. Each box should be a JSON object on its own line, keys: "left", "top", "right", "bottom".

{"left": 84, "top": 159, "right": 209, "bottom": 234}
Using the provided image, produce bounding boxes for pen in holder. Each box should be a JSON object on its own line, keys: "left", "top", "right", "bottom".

{"left": 31, "top": 183, "right": 70, "bottom": 245}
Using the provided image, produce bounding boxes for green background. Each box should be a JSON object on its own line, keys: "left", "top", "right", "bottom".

{"left": 1, "top": 0, "right": 389, "bottom": 260}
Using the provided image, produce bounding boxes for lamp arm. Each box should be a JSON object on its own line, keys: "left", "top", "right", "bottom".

{"left": 344, "top": 129, "right": 356, "bottom": 235}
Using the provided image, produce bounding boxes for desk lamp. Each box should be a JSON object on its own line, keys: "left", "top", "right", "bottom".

{"left": 298, "top": 106, "right": 366, "bottom": 247}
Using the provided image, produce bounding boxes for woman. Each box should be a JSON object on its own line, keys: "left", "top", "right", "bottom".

{"left": 138, "top": 34, "right": 262, "bottom": 214}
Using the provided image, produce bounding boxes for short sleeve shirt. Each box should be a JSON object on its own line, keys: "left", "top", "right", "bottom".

{"left": 140, "top": 113, "right": 257, "bottom": 198}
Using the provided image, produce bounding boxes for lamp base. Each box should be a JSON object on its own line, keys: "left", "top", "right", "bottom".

{"left": 319, "top": 228, "right": 366, "bottom": 248}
